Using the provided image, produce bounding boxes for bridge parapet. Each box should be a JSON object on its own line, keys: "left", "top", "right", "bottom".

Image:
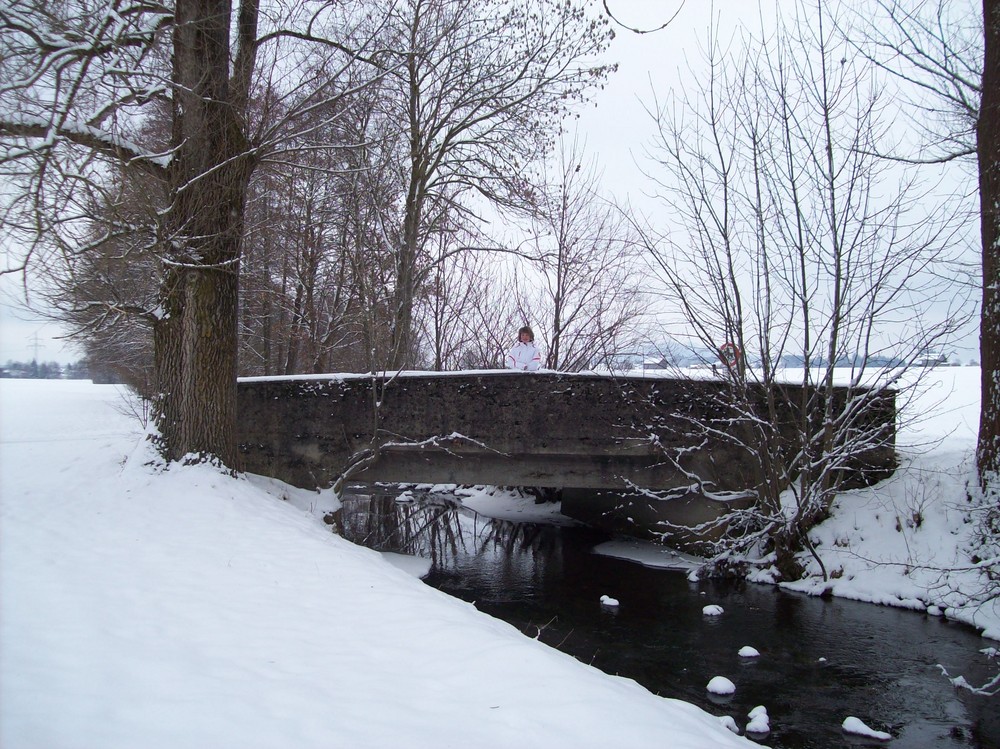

{"left": 237, "top": 370, "right": 895, "bottom": 504}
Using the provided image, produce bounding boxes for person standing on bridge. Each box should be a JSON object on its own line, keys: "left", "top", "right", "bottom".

{"left": 506, "top": 326, "right": 541, "bottom": 371}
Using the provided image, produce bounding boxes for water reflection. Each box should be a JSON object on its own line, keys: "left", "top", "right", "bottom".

{"left": 339, "top": 490, "right": 568, "bottom": 575}
{"left": 338, "top": 491, "right": 998, "bottom": 749}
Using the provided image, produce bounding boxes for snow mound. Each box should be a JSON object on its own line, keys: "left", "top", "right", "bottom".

{"left": 746, "top": 705, "right": 770, "bottom": 734}
{"left": 718, "top": 715, "right": 740, "bottom": 734}
{"left": 842, "top": 716, "right": 892, "bottom": 741}
{"left": 707, "top": 676, "right": 736, "bottom": 695}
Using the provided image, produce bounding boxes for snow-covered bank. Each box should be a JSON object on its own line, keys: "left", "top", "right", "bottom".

{"left": 0, "top": 379, "right": 756, "bottom": 749}
{"left": 2, "top": 364, "right": 996, "bottom": 749}
{"left": 769, "top": 366, "right": 997, "bottom": 642}
{"left": 572, "top": 366, "right": 999, "bottom": 642}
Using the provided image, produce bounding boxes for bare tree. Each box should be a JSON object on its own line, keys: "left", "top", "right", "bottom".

{"left": 0, "top": 0, "right": 388, "bottom": 465}
{"left": 250, "top": 164, "right": 360, "bottom": 376}
{"left": 451, "top": 261, "right": 527, "bottom": 369}
{"left": 967, "top": 1, "right": 1000, "bottom": 692}
{"left": 416, "top": 226, "right": 497, "bottom": 371}
{"left": 844, "top": 0, "right": 981, "bottom": 164}
{"left": 843, "top": 0, "right": 998, "bottom": 489}
{"left": 526, "top": 136, "right": 648, "bottom": 372}
{"left": 35, "top": 126, "right": 371, "bottom": 383}
{"left": 978, "top": 0, "right": 1000, "bottom": 489}
{"left": 364, "top": 0, "right": 617, "bottom": 369}
{"left": 638, "top": 1, "right": 971, "bottom": 578}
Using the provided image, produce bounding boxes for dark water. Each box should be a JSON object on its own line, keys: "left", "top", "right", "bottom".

{"left": 338, "top": 492, "right": 999, "bottom": 749}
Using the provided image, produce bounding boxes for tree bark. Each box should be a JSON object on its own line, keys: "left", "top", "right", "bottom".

{"left": 979, "top": 0, "right": 1000, "bottom": 484}
{"left": 157, "top": 0, "right": 251, "bottom": 466}
{"left": 151, "top": 265, "right": 184, "bottom": 458}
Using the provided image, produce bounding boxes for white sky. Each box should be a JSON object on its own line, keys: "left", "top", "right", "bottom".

{"left": 0, "top": 0, "right": 982, "bottom": 365}
{"left": 574, "top": 1, "right": 775, "bottom": 204}
{"left": 0, "top": 274, "right": 82, "bottom": 365}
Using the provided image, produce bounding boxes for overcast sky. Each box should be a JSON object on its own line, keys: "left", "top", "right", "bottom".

{"left": 574, "top": 1, "right": 775, "bottom": 200}
{"left": 0, "top": 0, "right": 982, "bottom": 365}
{"left": 578, "top": 0, "right": 981, "bottom": 362}
{"left": 0, "top": 274, "right": 81, "bottom": 365}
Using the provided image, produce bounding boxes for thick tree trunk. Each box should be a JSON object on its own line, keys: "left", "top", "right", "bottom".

{"left": 979, "top": 0, "right": 1000, "bottom": 485}
{"left": 390, "top": 195, "right": 420, "bottom": 371}
{"left": 153, "top": 0, "right": 250, "bottom": 467}
{"left": 389, "top": 41, "right": 426, "bottom": 373}
{"left": 391, "top": 248, "right": 416, "bottom": 370}
{"left": 177, "top": 265, "right": 241, "bottom": 464}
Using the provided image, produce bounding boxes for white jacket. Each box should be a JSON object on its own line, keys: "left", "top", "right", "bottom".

{"left": 506, "top": 341, "right": 541, "bottom": 371}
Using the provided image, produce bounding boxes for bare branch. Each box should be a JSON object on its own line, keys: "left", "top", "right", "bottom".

{"left": 601, "top": 1, "right": 685, "bottom": 35}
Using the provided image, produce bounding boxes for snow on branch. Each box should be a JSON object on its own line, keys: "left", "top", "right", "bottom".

{"left": 380, "top": 432, "right": 510, "bottom": 458}
{"left": 0, "top": 113, "right": 171, "bottom": 175}
{"left": 939, "top": 649, "right": 1000, "bottom": 697}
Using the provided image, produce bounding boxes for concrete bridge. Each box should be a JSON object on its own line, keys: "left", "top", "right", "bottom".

{"left": 237, "top": 371, "right": 895, "bottom": 543}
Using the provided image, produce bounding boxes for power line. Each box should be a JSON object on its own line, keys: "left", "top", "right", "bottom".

{"left": 27, "top": 332, "right": 45, "bottom": 363}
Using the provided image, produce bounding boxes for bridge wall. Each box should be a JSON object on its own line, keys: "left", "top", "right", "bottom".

{"left": 237, "top": 371, "right": 895, "bottom": 541}
{"left": 239, "top": 372, "right": 742, "bottom": 488}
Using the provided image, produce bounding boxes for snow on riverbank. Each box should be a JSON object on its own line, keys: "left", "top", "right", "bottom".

{"left": 0, "top": 378, "right": 756, "bottom": 749}
{"left": 772, "top": 366, "right": 996, "bottom": 641}
{"left": 547, "top": 366, "right": 998, "bottom": 643}
{"left": 2, "top": 364, "right": 996, "bottom": 749}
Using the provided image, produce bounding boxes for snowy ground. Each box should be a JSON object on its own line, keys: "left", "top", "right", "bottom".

{"left": 1, "top": 367, "right": 996, "bottom": 749}
{"left": 0, "top": 378, "right": 759, "bottom": 748}
{"left": 779, "top": 366, "right": 996, "bottom": 641}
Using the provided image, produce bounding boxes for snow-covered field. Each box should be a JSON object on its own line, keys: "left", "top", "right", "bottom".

{"left": 0, "top": 367, "right": 996, "bottom": 748}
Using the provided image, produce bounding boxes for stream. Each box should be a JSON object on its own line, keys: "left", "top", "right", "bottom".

{"left": 338, "top": 490, "right": 998, "bottom": 749}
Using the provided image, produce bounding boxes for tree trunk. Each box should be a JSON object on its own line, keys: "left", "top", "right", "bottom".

{"left": 151, "top": 265, "right": 186, "bottom": 459}
{"left": 979, "top": 0, "right": 1000, "bottom": 485}
{"left": 391, "top": 199, "right": 420, "bottom": 370}
{"left": 154, "top": 0, "right": 250, "bottom": 467}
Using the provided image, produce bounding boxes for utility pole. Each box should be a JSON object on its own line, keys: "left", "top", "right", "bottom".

{"left": 28, "top": 332, "right": 44, "bottom": 363}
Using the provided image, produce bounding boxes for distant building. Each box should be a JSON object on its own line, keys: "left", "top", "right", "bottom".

{"left": 643, "top": 357, "right": 670, "bottom": 370}
{"left": 914, "top": 351, "right": 948, "bottom": 368}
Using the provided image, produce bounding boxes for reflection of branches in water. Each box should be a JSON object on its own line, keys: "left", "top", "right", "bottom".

{"left": 340, "top": 490, "right": 564, "bottom": 569}
{"left": 341, "top": 494, "right": 467, "bottom": 566}
{"left": 481, "top": 518, "right": 560, "bottom": 557}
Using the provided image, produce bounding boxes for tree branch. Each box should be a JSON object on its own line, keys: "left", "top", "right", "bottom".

{"left": 0, "top": 118, "right": 169, "bottom": 179}
{"left": 601, "top": 1, "right": 685, "bottom": 34}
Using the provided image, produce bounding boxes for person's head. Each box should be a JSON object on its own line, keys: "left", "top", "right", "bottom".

{"left": 518, "top": 325, "right": 534, "bottom": 343}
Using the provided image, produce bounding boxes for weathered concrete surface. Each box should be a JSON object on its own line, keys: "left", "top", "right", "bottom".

{"left": 237, "top": 371, "right": 896, "bottom": 541}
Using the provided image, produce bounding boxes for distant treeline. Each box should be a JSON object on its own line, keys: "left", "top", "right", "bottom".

{"left": 0, "top": 359, "right": 108, "bottom": 381}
